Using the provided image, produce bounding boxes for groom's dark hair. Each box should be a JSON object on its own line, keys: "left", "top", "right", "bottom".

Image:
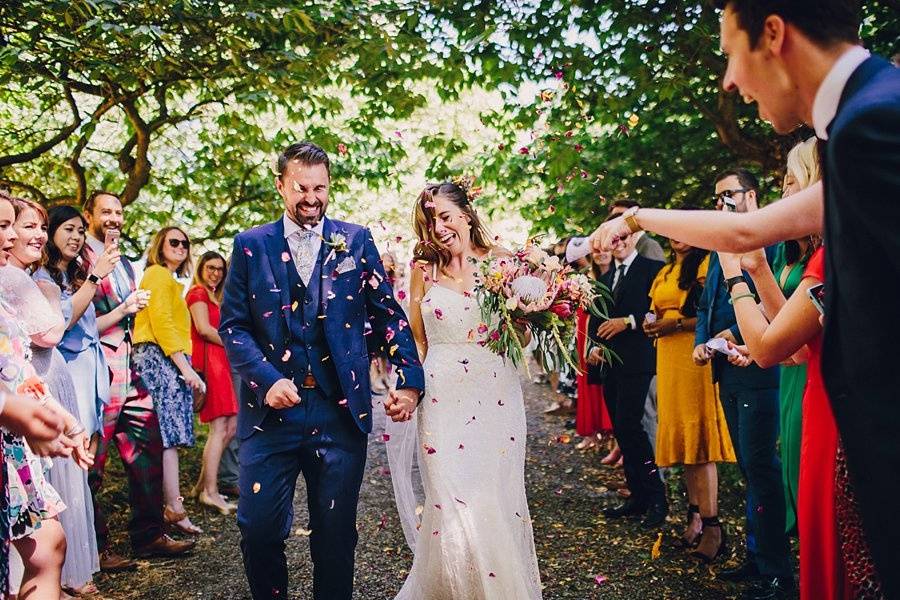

{"left": 276, "top": 141, "right": 330, "bottom": 179}
{"left": 714, "top": 0, "right": 861, "bottom": 49}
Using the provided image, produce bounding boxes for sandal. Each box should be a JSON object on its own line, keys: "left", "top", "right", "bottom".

{"left": 164, "top": 504, "right": 203, "bottom": 535}
{"left": 681, "top": 504, "right": 702, "bottom": 547}
{"left": 690, "top": 517, "right": 728, "bottom": 563}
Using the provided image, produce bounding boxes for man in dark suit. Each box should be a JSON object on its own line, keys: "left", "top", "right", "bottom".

{"left": 694, "top": 169, "right": 790, "bottom": 593}
{"left": 590, "top": 2, "right": 899, "bottom": 597}
{"left": 588, "top": 229, "right": 667, "bottom": 528}
{"left": 220, "top": 142, "right": 424, "bottom": 599}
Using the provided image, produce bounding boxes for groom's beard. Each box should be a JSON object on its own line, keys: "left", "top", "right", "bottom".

{"left": 289, "top": 202, "right": 325, "bottom": 227}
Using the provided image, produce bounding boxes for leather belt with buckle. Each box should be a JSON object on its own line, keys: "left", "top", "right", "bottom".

{"left": 301, "top": 372, "right": 317, "bottom": 389}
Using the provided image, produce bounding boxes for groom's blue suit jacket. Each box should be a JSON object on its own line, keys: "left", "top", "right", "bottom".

{"left": 219, "top": 216, "right": 424, "bottom": 438}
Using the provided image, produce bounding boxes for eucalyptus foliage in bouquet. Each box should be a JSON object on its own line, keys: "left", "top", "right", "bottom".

{"left": 474, "top": 243, "right": 610, "bottom": 372}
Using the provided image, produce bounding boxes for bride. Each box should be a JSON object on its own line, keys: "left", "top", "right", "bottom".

{"left": 385, "top": 180, "right": 542, "bottom": 599}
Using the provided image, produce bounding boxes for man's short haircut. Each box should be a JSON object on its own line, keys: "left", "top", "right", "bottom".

{"left": 714, "top": 0, "right": 861, "bottom": 49}
{"left": 83, "top": 189, "right": 119, "bottom": 215}
{"left": 715, "top": 168, "right": 760, "bottom": 193}
{"left": 275, "top": 141, "right": 330, "bottom": 179}
{"left": 610, "top": 199, "right": 640, "bottom": 211}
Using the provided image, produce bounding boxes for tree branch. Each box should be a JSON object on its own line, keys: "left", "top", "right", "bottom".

{"left": 0, "top": 178, "right": 48, "bottom": 203}
{"left": 68, "top": 95, "right": 118, "bottom": 206}
{"left": 0, "top": 85, "right": 81, "bottom": 167}
{"left": 118, "top": 99, "right": 152, "bottom": 207}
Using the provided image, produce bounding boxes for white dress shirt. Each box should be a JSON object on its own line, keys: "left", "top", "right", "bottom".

{"left": 283, "top": 213, "right": 324, "bottom": 273}
{"left": 812, "top": 45, "right": 871, "bottom": 140}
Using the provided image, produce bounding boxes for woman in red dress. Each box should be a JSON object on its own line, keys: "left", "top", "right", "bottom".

{"left": 187, "top": 251, "right": 238, "bottom": 515}
{"left": 719, "top": 246, "right": 884, "bottom": 600}
{"left": 575, "top": 248, "right": 613, "bottom": 451}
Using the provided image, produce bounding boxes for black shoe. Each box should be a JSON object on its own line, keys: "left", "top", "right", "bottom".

{"left": 718, "top": 560, "right": 760, "bottom": 582}
{"left": 641, "top": 501, "right": 669, "bottom": 529}
{"left": 742, "top": 576, "right": 795, "bottom": 600}
{"left": 603, "top": 498, "right": 647, "bottom": 519}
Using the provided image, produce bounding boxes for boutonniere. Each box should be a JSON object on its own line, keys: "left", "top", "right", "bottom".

{"left": 326, "top": 232, "right": 348, "bottom": 254}
{"left": 323, "top": 232, "right": 348, "bottom": 264}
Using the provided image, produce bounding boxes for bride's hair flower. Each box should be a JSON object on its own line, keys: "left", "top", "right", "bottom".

{"left": 450, "top": 175, "right": 483, "bottom": 202}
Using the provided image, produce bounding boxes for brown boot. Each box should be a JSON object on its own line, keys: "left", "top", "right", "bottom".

{"left": 99, "top": 549, "right": 137, "bottom": 572}
{"left": 133, "top": 534, "right": 196, "bottom": 558}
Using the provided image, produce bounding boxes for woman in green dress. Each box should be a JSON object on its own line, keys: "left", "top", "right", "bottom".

{"left": 773, "top": 136, "right": 821, "bottom": 535}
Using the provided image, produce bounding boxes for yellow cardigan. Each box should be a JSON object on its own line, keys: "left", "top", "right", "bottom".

{"left": 133, "top": 264, "right": 191, "bottom": 356}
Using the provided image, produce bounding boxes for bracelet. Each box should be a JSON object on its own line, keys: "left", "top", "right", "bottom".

{"left": 676, "top": 318, "right": 683, "bottom": 332}
{"left": 64, "top": 423, "right": 86, "bottom": 437}
{"left": 623, "top": 207, "right": 642, "bottom": 233}
{"left": 729, "top": 293, "right": 757, "bottom": 305}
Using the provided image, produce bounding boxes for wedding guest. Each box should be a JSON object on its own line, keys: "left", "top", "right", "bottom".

{"left": 590, "top": 5, "right": 899, "bottom": 592}
{"left": 33, "top": 203, "right": 125, "bottom": 595}
{"left": 589, "top": 227, "right": 667, "bottom": 528}
{"left": 0, "top": 195, "right": 93, "bottom": 600}
{"left": 133, "top": 226, "right": 203, "bottom": 535}
{"left": 5, "top": 197, "right": 104, "bottom": 596}
{"left": 690, "top": 169, "right": 790, "bottom": 592}
{"left": 719, "top": 244, "right": 884, "bottom": 599}
{"left": 84, "top": 190, "right": 194, "bottom": 565}
{"left": 186, "top": 251, "right": 238, "bottom": 515}
{"left": 644, "top": 227, "right": 735, "bottom": 562}
{"left": 770, "top": 137, "right": 821, "bottom": 537}
{"left": 575, "top": 248, "right": 612, "bottom": 452}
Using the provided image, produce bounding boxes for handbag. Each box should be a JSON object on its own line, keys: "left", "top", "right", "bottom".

{"left": 192, "top": 340, "right": 208, "bottom": 413}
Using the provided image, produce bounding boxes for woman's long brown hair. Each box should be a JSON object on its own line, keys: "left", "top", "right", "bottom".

{"left": 412, "top": 182, "right": 492, "bottom": 273}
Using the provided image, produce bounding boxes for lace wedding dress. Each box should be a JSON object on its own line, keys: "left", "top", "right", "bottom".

{"left": 389, "top": 282, "right": 542, "bottom": 600}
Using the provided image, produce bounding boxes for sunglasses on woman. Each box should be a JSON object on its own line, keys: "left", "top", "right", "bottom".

{"left": 168, "top": 238, "right": 191, "bottom": 249}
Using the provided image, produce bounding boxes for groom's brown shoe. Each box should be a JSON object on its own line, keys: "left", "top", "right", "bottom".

{"left": 133, "top": 534, "right": 195, "bottom": 558}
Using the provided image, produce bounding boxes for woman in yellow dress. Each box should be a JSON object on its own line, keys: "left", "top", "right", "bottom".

{"left": 643, "top": 236, "right": 736, "bottom": 563}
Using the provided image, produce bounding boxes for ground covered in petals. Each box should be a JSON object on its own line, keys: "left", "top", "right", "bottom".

{"left": 97, "top": 377, "right": 774, "bottom": 599}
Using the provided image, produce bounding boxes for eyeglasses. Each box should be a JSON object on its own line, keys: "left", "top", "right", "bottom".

{"left": 167, "top": 238, "right": 191, "bottom": 249}
{"left": 204, "top": 265, "right": 224, "bottom": 272}
{"left": 713, "top": 189, "right": 750, "bottom": 204}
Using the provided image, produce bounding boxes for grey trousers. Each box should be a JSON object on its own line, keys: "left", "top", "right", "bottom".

{"left": 218, "top": 371, "right": 242, "bottom": 486}
{"left": 642, "top": 376, "right": 666, "bottom": 481}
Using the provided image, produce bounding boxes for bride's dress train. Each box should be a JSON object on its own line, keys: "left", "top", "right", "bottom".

{"left": 389, "top": 284, "right": 542, "bottom": 599}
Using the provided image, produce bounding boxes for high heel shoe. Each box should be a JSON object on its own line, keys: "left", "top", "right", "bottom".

{"left": 681, "top": 504, "right": 702, "bottom": 548}
{"left": 198, "top": 490, "right": 237, "bottom": 516}
{"left": 575, "top": 437, "right": 599, "bottom": 451}
{"left": 164, "top": 502, "right": 203, "bottom": 535}
{"left": 690, "top": 517, "right": 728, "bottom": 563}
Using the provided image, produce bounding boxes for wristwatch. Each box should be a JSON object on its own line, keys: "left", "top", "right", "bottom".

{"left": 725, "top": 275, "right": 747, "bottom": 294}
{"left": 87, "top": 273, "right": 102, "bottom": 285}
{"left": 623, "top": 206, "right": 642, "bottom": 233}
{"left": 676, "top": 318, "right": 684, "bottom": 332}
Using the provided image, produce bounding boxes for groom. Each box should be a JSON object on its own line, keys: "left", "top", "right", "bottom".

{"left": 220, "top": 141, "right": 424, "bottom": 600}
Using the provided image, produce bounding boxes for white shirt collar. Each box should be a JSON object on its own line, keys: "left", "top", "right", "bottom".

{"left": 283, "top": 213, "right": 324, "bottom": 239}
{"left": 615, "top": 249, "right": 639, "bottom": 270}
{"left": 812, "top": 46, "right": 870, "bottom": 140}
{"left": 86, "top": 234, "right": 103, "bottom": 253}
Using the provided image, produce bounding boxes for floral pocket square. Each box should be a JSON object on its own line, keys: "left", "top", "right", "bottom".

{"left": 336, "top": 256, "right": 357, "bottom": 274}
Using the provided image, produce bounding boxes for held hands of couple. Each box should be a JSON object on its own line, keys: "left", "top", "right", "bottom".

{"left": 590, "top": 216, "right": 633, "bottom": 253}
{"left": 384, "top": 388, "right": 418, "bottom": 423}
{"left": 1, "top": 394, "right": 75, "bottom": 459}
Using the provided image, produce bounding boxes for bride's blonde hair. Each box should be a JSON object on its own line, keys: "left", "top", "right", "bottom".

{"left": 412, "top": 182, "right": 492, "bottom": 272}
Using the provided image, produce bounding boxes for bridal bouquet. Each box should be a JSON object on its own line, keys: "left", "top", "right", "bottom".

{"left": 473, "top": 243, "right": 609, "bottom": 372}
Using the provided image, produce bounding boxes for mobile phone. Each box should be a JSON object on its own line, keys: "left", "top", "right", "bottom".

{"left": 806, "top": 283, "right": 825, "bottom": 315}
{"left": 722, "top": 197, "right": 737, "bottom": 212}
{"left": 644, "top": 312, "right": 657, "bottom": 324}
{"left": 104, "top": 228, "right": 120, "bottom": 249}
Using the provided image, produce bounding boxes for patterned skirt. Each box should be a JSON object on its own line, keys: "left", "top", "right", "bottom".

{"left": 3, "top": 430, "right": 65, "bottom": 540}
{"left": 133, "top": 343, "right": 194, "bottom": 449}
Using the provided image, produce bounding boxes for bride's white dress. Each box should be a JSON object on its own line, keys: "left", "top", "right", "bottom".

{"left": 394, "top": 283, "right": 542, "bottom": 599}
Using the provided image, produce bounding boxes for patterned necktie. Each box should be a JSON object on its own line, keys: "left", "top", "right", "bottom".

{"left": 295, "top": 230, "right": 318, "bottom": 286}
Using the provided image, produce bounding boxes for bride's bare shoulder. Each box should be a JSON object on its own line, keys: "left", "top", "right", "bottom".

{"left": 488, "top": 245, "right": 514, "bottom": 258}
